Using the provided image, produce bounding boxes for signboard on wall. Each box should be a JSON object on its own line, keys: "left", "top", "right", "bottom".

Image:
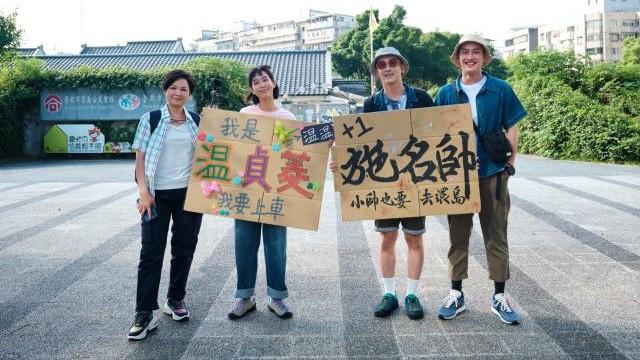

{"left": 40, "top": 88, "right": 196, "bottom": 121}
{"left": 184, "top": 108, "right": 330, "bottom": 231}
{"left": 332, "top": 104, "right": 481, "bottom": 221}
{"left": 44, "top": 124, "right": 105, "bottom": 153}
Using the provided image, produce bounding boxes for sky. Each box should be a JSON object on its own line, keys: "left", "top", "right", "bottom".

{"left": 1, "top": 0, "right": 585, "bottom": 54}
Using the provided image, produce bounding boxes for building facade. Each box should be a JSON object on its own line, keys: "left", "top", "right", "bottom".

{"left": 504, "top": 0, "right": 640, "bottom": 62}
{"left": 503, "top": 27, "right": 539, "bottom": 58}
{"left": 193, "top": 10, "right": 355, "bottom": 52}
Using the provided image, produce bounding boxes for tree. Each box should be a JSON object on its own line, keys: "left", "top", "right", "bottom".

{"left": 331, "top": 6, "right": 508, "bottom": 90}
{"left": 621, "top": 37, "right": 640, "bottom": 65}
{"left": 0, "top": 11, "right": 22, "bottom": 57}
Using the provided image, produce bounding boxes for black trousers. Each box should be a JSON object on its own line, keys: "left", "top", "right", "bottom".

{"left": 135, "top": 188, "right": 203, "bottom": 312}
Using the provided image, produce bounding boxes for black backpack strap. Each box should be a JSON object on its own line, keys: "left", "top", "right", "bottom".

{"left": 188, "top": 110, "right": 201, "bottom": 126}
{"left": 135, "top": 109, "right": 161, "bottom": 184}
{"left": 149, "top": 109, "right": 162, "bottom": 135}
{"left": 363, "top": 96, "right": 375, "bottom": 113}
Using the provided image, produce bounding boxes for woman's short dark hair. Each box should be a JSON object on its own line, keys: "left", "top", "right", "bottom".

{"left": 246, "top": 65, "right": 279, "bottom": 104}
{"left": 162, "top": 70, "right": 196, "bottom": 95}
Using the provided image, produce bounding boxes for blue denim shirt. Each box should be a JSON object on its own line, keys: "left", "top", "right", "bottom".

{"left": 435, "top": 72, "right": 527, "bottom": 178}
{"left": 368, "top": 84, "right": 433, "bottom": 112}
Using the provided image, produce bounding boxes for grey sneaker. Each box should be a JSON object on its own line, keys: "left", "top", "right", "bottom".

{"left": 228, "top": 297, "right": 256, "bottom": 320}
{"left": 267, "top": 298, "right": 292, "bottom": 319}
{"left": 163, "top": 299, "right": 189, "bottom": 321}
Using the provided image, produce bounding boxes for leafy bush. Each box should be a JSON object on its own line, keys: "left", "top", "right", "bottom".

{"left": 510, "top": 51, "right": 640, "bottom": 162}
{"left": 0, "top": 57, "right": 248, "bottom": 158}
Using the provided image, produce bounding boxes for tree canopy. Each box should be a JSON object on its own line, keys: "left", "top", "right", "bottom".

{"left": 331, "top": 5, "right": 508, "bottom": 90}
{"left": 0, "top": 11, "right": 22, "bottom": 58}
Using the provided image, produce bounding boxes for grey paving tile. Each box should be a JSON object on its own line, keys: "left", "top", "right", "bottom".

{"left": 452, "top": 334, "right": 508, "bottom": 355}
{"left": 182, "top": 337, "right": 241, "bottom": 359}
{"left": 397, "top": 334, "right": 453, "bottom": 356}
{"left": 343, "top": 336, "right": 400, "bottom": 358}
{"left": 290, "top": 335, "right": 344, "bottom": 357}
{"left": 236, "top": 336, "right": 292, "bottom": 357}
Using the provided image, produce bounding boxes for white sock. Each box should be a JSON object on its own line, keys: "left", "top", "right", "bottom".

{"left": 406, "top": 278, "right": 420, "bottom": 297}
{"left": 382, "top": 277, "right": 396, "bottom": 295}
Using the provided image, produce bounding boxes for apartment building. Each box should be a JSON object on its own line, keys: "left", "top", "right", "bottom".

{"left": 504, "top": 0, "right": 639, "bottom": 62}
{"left": 193, "top": 10, "right": 355, "bottom": 52}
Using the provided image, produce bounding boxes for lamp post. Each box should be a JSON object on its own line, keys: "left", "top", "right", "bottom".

{"left": 209, "top": 77, "right": 222, "bottom": 109}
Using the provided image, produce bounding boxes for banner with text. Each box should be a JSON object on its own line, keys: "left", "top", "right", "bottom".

{"left": 332, "top": 104, "right": 481, "bottom": 221}
{"left": 184, "top": 108, "right": 330, "bottom": 230}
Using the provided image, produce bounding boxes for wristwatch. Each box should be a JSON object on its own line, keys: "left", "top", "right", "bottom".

{"left": 504, "top": 163, "right": 516, "bottom": 176}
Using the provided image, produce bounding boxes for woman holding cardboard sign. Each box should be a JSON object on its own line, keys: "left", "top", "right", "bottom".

{"left": 228, "top": 65, "right": 297, "bottom": 320}
{"left": 128, "top": 70, "right": 203, "bottom": 340}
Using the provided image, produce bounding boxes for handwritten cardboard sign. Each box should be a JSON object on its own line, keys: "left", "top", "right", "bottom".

{"left": 332, "top": 104, "right": 481, "bottom": 221}
{"left": 184, "top": 108, "right": 330, "bottom": 230}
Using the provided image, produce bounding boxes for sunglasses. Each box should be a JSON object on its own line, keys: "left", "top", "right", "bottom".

{"left": 375, "top": 58, "right": 401, "bottom": 70}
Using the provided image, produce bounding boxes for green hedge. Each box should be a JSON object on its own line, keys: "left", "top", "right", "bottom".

{"left": 509, "top": 51, "right": 640, "bottom": 162}
{"left": 0, "top": 57, "right": 248, "bottom": 159}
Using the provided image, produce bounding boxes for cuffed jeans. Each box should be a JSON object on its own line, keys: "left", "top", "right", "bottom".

{"left": 135, "top": 188, "right": 203, "bottom": 312}
{"left": 447, "top": 171, "right": 511, "bottom": 282}
{"left": 234, "top": 219, "right": 288, "bottom": 299}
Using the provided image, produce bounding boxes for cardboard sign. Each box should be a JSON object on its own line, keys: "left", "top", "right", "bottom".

{"left": 301, "top": 123, "right": 334, "bottom": 145}
{"left": 184, "top": 108, "right": 330, "bottom": 230}
{"left": 332, "top": 104, "right": 481, "bottom": 221}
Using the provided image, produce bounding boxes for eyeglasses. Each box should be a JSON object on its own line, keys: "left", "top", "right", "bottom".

{"left": 375, "top": 58, "right": 400, "bottom": 70}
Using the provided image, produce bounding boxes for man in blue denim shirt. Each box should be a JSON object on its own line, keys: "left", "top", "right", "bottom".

{"left": 435, "top": 34, "right": 527, "bottom": 325}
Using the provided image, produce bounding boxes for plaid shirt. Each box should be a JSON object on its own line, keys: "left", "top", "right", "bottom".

{"left": 132, "top": 104, "right": 199, "bottom": 195}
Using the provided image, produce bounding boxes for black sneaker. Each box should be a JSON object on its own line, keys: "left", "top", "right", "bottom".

{"left": 374, "top": 293, "right": 399, "bottom": 318}
{"left": 127, "top": 311, "right": 157, "bottom": 341}
{"left": 164, "top": 299, "right": 189, "bottom": 321}
{"left": 404, "top": 294, "right": 425, "bottom": 320}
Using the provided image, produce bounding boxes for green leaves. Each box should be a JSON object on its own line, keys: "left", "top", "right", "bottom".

{"left": 0, "top": 56, "right": 247, "bottom": 158}
{"left": 621, "top": 37, "right": 640, "bottom": 66}
{"left": 331, "top": 6, "right": 508, "bottom": 91}
{"left": 0, "top": 11, "right": 22, "bottom": 57}
{"left": 510, "top": 51, "right": 640, "bottom": 163}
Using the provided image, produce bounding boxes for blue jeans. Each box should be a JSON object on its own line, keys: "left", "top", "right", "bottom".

{"left": 234, "top": 219, "right": 288, "bottom": 299}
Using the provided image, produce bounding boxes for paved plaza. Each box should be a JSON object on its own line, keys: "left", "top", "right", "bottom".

{"left": 0, "top": 156, "right": 639, "bottom": 359}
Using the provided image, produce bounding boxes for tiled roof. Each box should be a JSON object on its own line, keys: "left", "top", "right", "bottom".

{"left": 80, "top": 39, "right": 184, "bottom": 55}
{"left": 332, "top": 79, "right": 368, "bottom": 97}
{"left": 38, "top": 51, "right": 331, "bottom": 96}
{"left": 17, "top": 46, "right": 46, "bottom": 56}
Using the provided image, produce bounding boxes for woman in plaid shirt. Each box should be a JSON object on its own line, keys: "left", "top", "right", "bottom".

{"left": 128, "top": 70, "right": 203, "bottom": 341}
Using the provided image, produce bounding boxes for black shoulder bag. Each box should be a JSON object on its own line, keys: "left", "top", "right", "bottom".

{"left": 473, "top": 122, "right": 512, "bottom": 164}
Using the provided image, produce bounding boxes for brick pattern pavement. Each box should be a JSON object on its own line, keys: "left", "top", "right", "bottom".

{"left": 0, "top": 167, "right": 639, "bottom": 359}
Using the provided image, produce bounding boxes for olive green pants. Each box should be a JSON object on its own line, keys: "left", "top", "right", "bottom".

{"left": 447, "top": 171, "right": 511, "bottom": 282}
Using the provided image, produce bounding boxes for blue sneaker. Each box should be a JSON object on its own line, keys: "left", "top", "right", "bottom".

{"left": 491, "top": 293, "right": 520, "bottom": 325}
{"left": 374, "top": 293, "right": 399, "bottom": 317}
{"left": 438, "top": 290, "right": 466, "bottom": 320}
{"left": 404, "top": 294, "right": 425, "bottom": 320}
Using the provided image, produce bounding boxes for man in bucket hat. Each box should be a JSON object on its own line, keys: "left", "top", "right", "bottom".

{"left": 435, "top": 34, "right": 527, "bottom": 325}
{"left": 333, "top": 46, "right": 435, "bottom": 320}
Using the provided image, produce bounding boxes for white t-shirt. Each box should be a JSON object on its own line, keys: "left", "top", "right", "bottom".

{"left": 460, "top": 76, "right": 487, "bottom": 125}
{"left": 154, "top": 122, "right": 194, "bottom": 190}
{"left": 240, "top": 104, "right": 296, "bottom": 120}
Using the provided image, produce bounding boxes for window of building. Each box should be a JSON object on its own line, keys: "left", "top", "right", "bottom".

{"left": 611, "top": 33, "right": 621, "bottom": 42}
{"left": 587, "top": 33, "right": 603, "bottom": 41}
{"left": 586, "top": 47, "right": 603, "bottom": 55}
{"left": 611, "top": 48, "right": 619, "bottom": 54}
{"left": 586, "top": 20, "right": 602, "bottom": 30}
